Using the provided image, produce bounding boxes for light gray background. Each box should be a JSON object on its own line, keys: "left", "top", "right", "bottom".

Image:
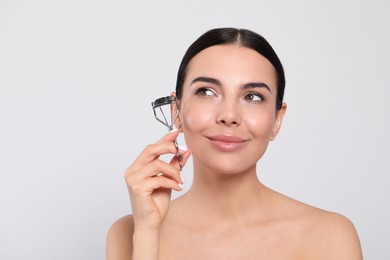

{"left": 0, "top": 0, "right": 389, "bottom": 259}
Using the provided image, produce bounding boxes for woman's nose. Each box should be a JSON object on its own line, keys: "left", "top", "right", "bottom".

{"left": 216, "top": 99, "right": 241, "bottom": 127}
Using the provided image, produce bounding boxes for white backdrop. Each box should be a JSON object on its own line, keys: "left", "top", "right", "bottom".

{"left": 1, "top": 0, "right": 389, "bottom": 259}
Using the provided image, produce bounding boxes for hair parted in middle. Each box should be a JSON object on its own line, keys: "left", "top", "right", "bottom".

{"left": 175, "top": 27, "right": 285, "bottom": 110}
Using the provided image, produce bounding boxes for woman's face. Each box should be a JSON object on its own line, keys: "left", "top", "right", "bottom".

{"left": 178, "top": 44, "right": 286, "bottom": 174}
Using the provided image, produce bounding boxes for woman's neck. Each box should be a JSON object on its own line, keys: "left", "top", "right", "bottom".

{"left": 182, "top": 160, "right": 268, "bottom": 225}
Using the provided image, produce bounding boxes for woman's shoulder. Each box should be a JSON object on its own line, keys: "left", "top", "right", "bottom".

{"left": 108, "top": 214, "right": 134, "bottom": 235}
{"left": 106, "top": 215, "right": 134, "bottom": 259}
{"left": 274, "top": 191, "right": 363, "bottom": 259}
{"left": 302, "top": 209, "right": 362, "bottom": 259}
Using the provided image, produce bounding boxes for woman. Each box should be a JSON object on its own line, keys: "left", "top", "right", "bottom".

{"left": 107, "top": 28, "right": 363, "bottom": 259}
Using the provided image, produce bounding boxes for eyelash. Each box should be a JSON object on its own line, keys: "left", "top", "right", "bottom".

{"left": 194, "top": 87, "right": 264, "bottom": 103}
{"left": 244, "top": 92, "right": 264, "bottom": 103}
{"left": 195, "top": 87, "right": 215, "bottom": 96}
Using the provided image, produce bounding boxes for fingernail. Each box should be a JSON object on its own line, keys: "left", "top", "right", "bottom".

{"left": 178, "top": 183, "right": 184, "bottom": 190}
{"left": 169, "top": 127, "right": 178, "bottom": 133}
{"left": 178, "top": 145, "right": 188, "bottom": 151}
{"left": 179, "top": 174, "right": 184, "bottom": 184}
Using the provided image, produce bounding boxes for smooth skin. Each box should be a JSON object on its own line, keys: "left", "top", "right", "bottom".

{"left": 107, "top": 44, "right": 363, "bottom": 259}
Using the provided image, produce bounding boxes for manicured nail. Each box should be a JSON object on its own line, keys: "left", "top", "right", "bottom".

{"left": 169, "top": 128, "right": 178, "bottom": 133}
{"left": 178, "top": 145, "right": 188, "bottom": 151}
{"left": 178, "top": 183, "right": 184, "bottom": 189}
{"left": 180, "top": 174, "right": 185, "bottom": 184}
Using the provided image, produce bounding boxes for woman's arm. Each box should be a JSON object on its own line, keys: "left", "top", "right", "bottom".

{"left": 132, "top": 227, "right": 160, "bottom": 260}
{"left": 106, "top": 130, "right": 191, "bottom": 260}
{"left": 106, "top": 215, "right": 160, "bottom": 260}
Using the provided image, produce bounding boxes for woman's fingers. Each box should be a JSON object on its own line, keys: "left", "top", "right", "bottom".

{"left": 132, "top": 130, "right": 180, "bottom": 168}
{"left": 144, "top": 159, "right": 183, "bottom": 184}
{"left": 126, "top": 159, "right": 183, "bottom": 185}
{"left": 125, "top": 130, "right": 190, "bottom": 197}
{"left": 143, "top": 176, "right": 183, "bottom": 192}
{"left": 156, "top": 128, "right": 180, "bottom": 144}
{"left": 169, "top": 148, "right": 192, "bottom": 170}
{"left": 129, "top": 176, "right": 183, "bottom": 198}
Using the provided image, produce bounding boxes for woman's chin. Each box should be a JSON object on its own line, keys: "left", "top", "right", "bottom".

{"left": 195, "top": 157, "right": 257, "bottom": 176}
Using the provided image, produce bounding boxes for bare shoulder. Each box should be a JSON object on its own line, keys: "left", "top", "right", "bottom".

{"left": 106, "top": 215, "right": 134, "bottom": 260}
{"left": 268, "top": 190, "right": 363, "bottom": 259}
{"left": 280, "top": 194, "right": 363, "bottom": 260}
{"left": 304, "top": 209, "right": 363, "bottom": 259}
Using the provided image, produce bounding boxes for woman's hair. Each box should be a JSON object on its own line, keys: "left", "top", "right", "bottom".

{"left": 175, "top": 28, "right": 285, "bottom": 110}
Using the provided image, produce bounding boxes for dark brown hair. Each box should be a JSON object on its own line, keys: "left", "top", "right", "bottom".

{"left": 175, "top": 28, "right": 285, "bottom": 110}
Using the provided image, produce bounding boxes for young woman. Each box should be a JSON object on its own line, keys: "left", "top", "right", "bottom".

{"left": 106, "top": 28, "right": 363, "bottom": 259}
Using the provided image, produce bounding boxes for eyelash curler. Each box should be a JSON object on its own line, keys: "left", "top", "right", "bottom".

{"left": 151, "top": 96, "right": 183, "bottom": 170}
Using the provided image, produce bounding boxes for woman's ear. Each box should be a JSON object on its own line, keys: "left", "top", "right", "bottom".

{"left": 170, "top": 92, "right": 183, "bottom": 132}
{"left": 270, "top": 102, "right": 287, "bottom": 141}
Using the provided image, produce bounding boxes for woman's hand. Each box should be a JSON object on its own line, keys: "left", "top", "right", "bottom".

{"left": 124, "top": 129, "right": 191, "bottom": 232}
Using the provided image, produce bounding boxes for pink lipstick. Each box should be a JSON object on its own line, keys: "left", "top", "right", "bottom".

{"left": 206, "top": 134, "right": 248, "bottom": 152}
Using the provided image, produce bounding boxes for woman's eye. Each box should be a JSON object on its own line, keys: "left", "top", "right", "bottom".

{"left": 195, "top": 87, "right": 215, "bottom": 96}
{"left": 244, "top": 93, "right": 263, "bottom": 102}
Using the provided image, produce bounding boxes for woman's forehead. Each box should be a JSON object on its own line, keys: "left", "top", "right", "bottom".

{"left": 184, "top": 44, "right": 277, "bottom": 89}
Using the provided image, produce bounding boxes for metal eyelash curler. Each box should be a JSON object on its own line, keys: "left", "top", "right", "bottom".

{"left": 151, "top": 96, "right": 183, "bottom": 170}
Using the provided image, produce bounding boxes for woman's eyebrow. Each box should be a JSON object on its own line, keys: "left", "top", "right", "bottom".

{"left": 190, "top": 76, "right": 222, "bottom": 86}
{"left": 241, "top": 82, "right": 271, "bottom": 93}
{"left": 190, "top": 77, "right": 271, "bottom": 93}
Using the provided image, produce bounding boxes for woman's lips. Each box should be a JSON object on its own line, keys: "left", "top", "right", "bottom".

{"left": 206, "top": 135, "right": 249, "bottom": 152}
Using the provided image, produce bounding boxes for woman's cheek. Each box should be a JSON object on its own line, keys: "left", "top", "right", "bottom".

{"left": 181, "top": 102, "right": 214, "bottom": 133}
{"left": 245, "top": 110, "right": 275, "bottom": 138}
